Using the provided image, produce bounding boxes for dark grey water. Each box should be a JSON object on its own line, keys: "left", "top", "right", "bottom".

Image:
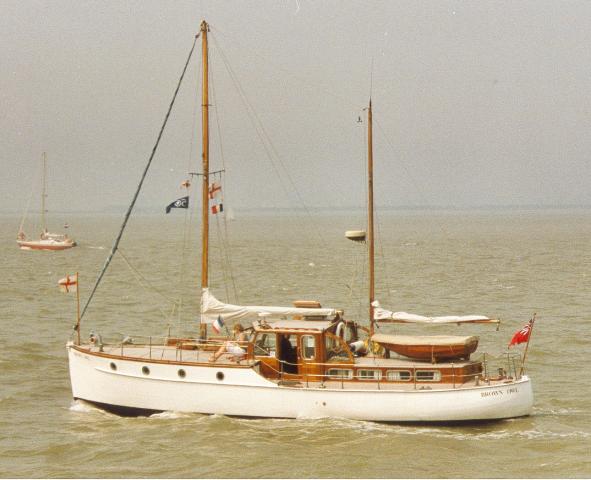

{"left": 1, "top": 211, "right": 590, "bottom": 478}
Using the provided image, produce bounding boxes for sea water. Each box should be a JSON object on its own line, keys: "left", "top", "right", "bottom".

{"left": 1, "top": 210, "right": 590, "bottom": 478}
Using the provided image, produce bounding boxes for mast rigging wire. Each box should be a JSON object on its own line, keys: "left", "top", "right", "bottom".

{"left": 212, "top": 25, "right": 359, "bottom": 110}
{"left": 209, "top": 57, "right": 239, "bottom": 303}
{"left": 18, "top": 158, "right": 41, "bottom": 236}
{"left": 80, "top": 35, "right": 198, "bottom": 320}
{"left": 210, "top": 32, "right": 329, "bottom": 251}
{"left": 176, "top": 57, "right": 201, "bottom": 331}
{"left": 117, "top": 248, "right": 179, "bottom": 305}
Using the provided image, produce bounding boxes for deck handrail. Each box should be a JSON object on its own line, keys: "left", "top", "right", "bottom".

{"left": 83, "top": 334, "right": 524, "bottom": 381}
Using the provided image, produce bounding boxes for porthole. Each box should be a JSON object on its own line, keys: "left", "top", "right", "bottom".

{"left": 109, "top": 362, "right": 117, "bottom": 371}
{"left": 178, "top": 369, "right": 186, "bottom": 378}
{"left": 142, "top": 366, "right": 150, "bottom": 375}
{"left": 216, "top": 371, "right": 224, "bottom": 381}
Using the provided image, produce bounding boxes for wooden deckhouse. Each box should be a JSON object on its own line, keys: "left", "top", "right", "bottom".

{"left": 249, "top": 317, "right": 484, "bottom": 388}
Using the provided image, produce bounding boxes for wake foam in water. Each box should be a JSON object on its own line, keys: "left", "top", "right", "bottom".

{"left": 66, "top": 400, "right": 589, "bottom": 442}
{"left": 149, "top": 411, "right": 203, "bottom": 420}
{"left": 225, "top": 415, "right": 591, "bottom": 442}
{"left": 458, "top": 429, "right": 591, "bottom": 441}
{"left": 69, "top": 399, "right": 115, "bottom": 417}
{"left": 535, "top": 406, "right": 586, "bottom": 416}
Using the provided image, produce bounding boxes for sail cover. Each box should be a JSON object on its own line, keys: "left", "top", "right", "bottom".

{"left": 201, "top": 288, "right": 337, "bottom": 324}
{"left": 374, "top": 306, "right": 496, "bottom": 324}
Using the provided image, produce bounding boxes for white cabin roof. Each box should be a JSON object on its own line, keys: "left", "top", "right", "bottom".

{"left": 265, "top": 319, "right": 333, "bottom": 332}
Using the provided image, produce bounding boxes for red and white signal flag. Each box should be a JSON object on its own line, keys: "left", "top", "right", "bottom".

{"left": 58, "top": 273, "right": 78, "bottom": 293}
{"left": 209, "top": 182, "right": 223, "bottom": 214}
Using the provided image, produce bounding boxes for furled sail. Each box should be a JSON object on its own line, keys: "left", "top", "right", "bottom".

{"left": 201, "top": 288, "right": 337, "bottom": 324}
{"left": 374, "top": 306, "right": 498, "bottom": 324}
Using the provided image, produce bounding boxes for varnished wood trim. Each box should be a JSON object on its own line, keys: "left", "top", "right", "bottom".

{"left": 69, "top": 344, "right": 252, "bottom": 369}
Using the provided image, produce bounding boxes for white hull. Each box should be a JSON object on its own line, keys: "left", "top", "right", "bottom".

{"left": 17, "top": 239, "right": 76, "bottom": 250}
{"left": 68, "top": 343, "right": 533, "bottom": 422}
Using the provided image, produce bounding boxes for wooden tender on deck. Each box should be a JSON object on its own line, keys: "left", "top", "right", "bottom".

{"left": 371, "top": 333, "right": 479, "bottom": 362}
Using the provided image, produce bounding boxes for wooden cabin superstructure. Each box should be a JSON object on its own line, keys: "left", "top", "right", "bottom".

{"left": 248, "top": 318, "right": 483, "bottom": 387}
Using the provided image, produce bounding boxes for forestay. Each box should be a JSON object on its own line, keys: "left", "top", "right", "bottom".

{"left": 200, "top": 288, "right": 337, "bottom": 324}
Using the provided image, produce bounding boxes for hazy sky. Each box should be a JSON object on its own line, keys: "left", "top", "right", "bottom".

{"left": 3, "top": 0, "right": 591, "bottom": 213}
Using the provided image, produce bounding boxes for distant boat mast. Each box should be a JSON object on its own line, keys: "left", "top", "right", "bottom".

{"left": 41, "top": 152, "right": 47, "bottom": 232}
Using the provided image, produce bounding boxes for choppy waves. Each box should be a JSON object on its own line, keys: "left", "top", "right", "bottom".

{"left": 3, "top": 213, "right": 591, "bottom": 478}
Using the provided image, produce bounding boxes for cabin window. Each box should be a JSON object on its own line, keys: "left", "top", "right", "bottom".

{"left": 142, "top": 366, "right": 150, "bottom": 375}
{"left": 386, "top": 370, "right": 412, "bottom": 381}
{"left": 254, "top": 333, "right": 277, "bottom": 356}
{"left": 109, "top": 362, "right": 117, "bottom": 371}
{"left": 357, "top": 369, "right": 381, "bottom": 380}
{"left": 327, "top": 368, "right": 353, "bottom": 379}
{"left": 301, "top": 335, "right": 315, "bottom": 360}
{"left": 416, "top": 370, "right": 441, "bottom": 382}
{"left": 178, "top": 369, "right": 186, "bottom": 378}
{"left": 343, "top": 323, "right": 356, "bottom": 343}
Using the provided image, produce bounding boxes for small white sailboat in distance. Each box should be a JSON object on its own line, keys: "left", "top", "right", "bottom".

{"left": 17, "top": 152, "right": 76, "bottom": 251}
{"left": 66, "top": 20, "right": 534, "bottom": 422}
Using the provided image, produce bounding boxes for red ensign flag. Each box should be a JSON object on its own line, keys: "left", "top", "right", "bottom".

{"left": 508, "top": 321, "right": 532, "bottom": 347}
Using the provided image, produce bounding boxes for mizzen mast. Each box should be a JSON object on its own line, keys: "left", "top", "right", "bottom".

{"left": 200, "top": 20, "right": 210, "bottom": 338}
{"left": 367, "top": 100, "right": 375, "bottom": 337}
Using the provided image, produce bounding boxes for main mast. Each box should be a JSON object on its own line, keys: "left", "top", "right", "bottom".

{"left": 367, "top": 100, "right": 375, "bottom": 337}
{"left": 200, "top": 20, "right": 210, "bottom": 338}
